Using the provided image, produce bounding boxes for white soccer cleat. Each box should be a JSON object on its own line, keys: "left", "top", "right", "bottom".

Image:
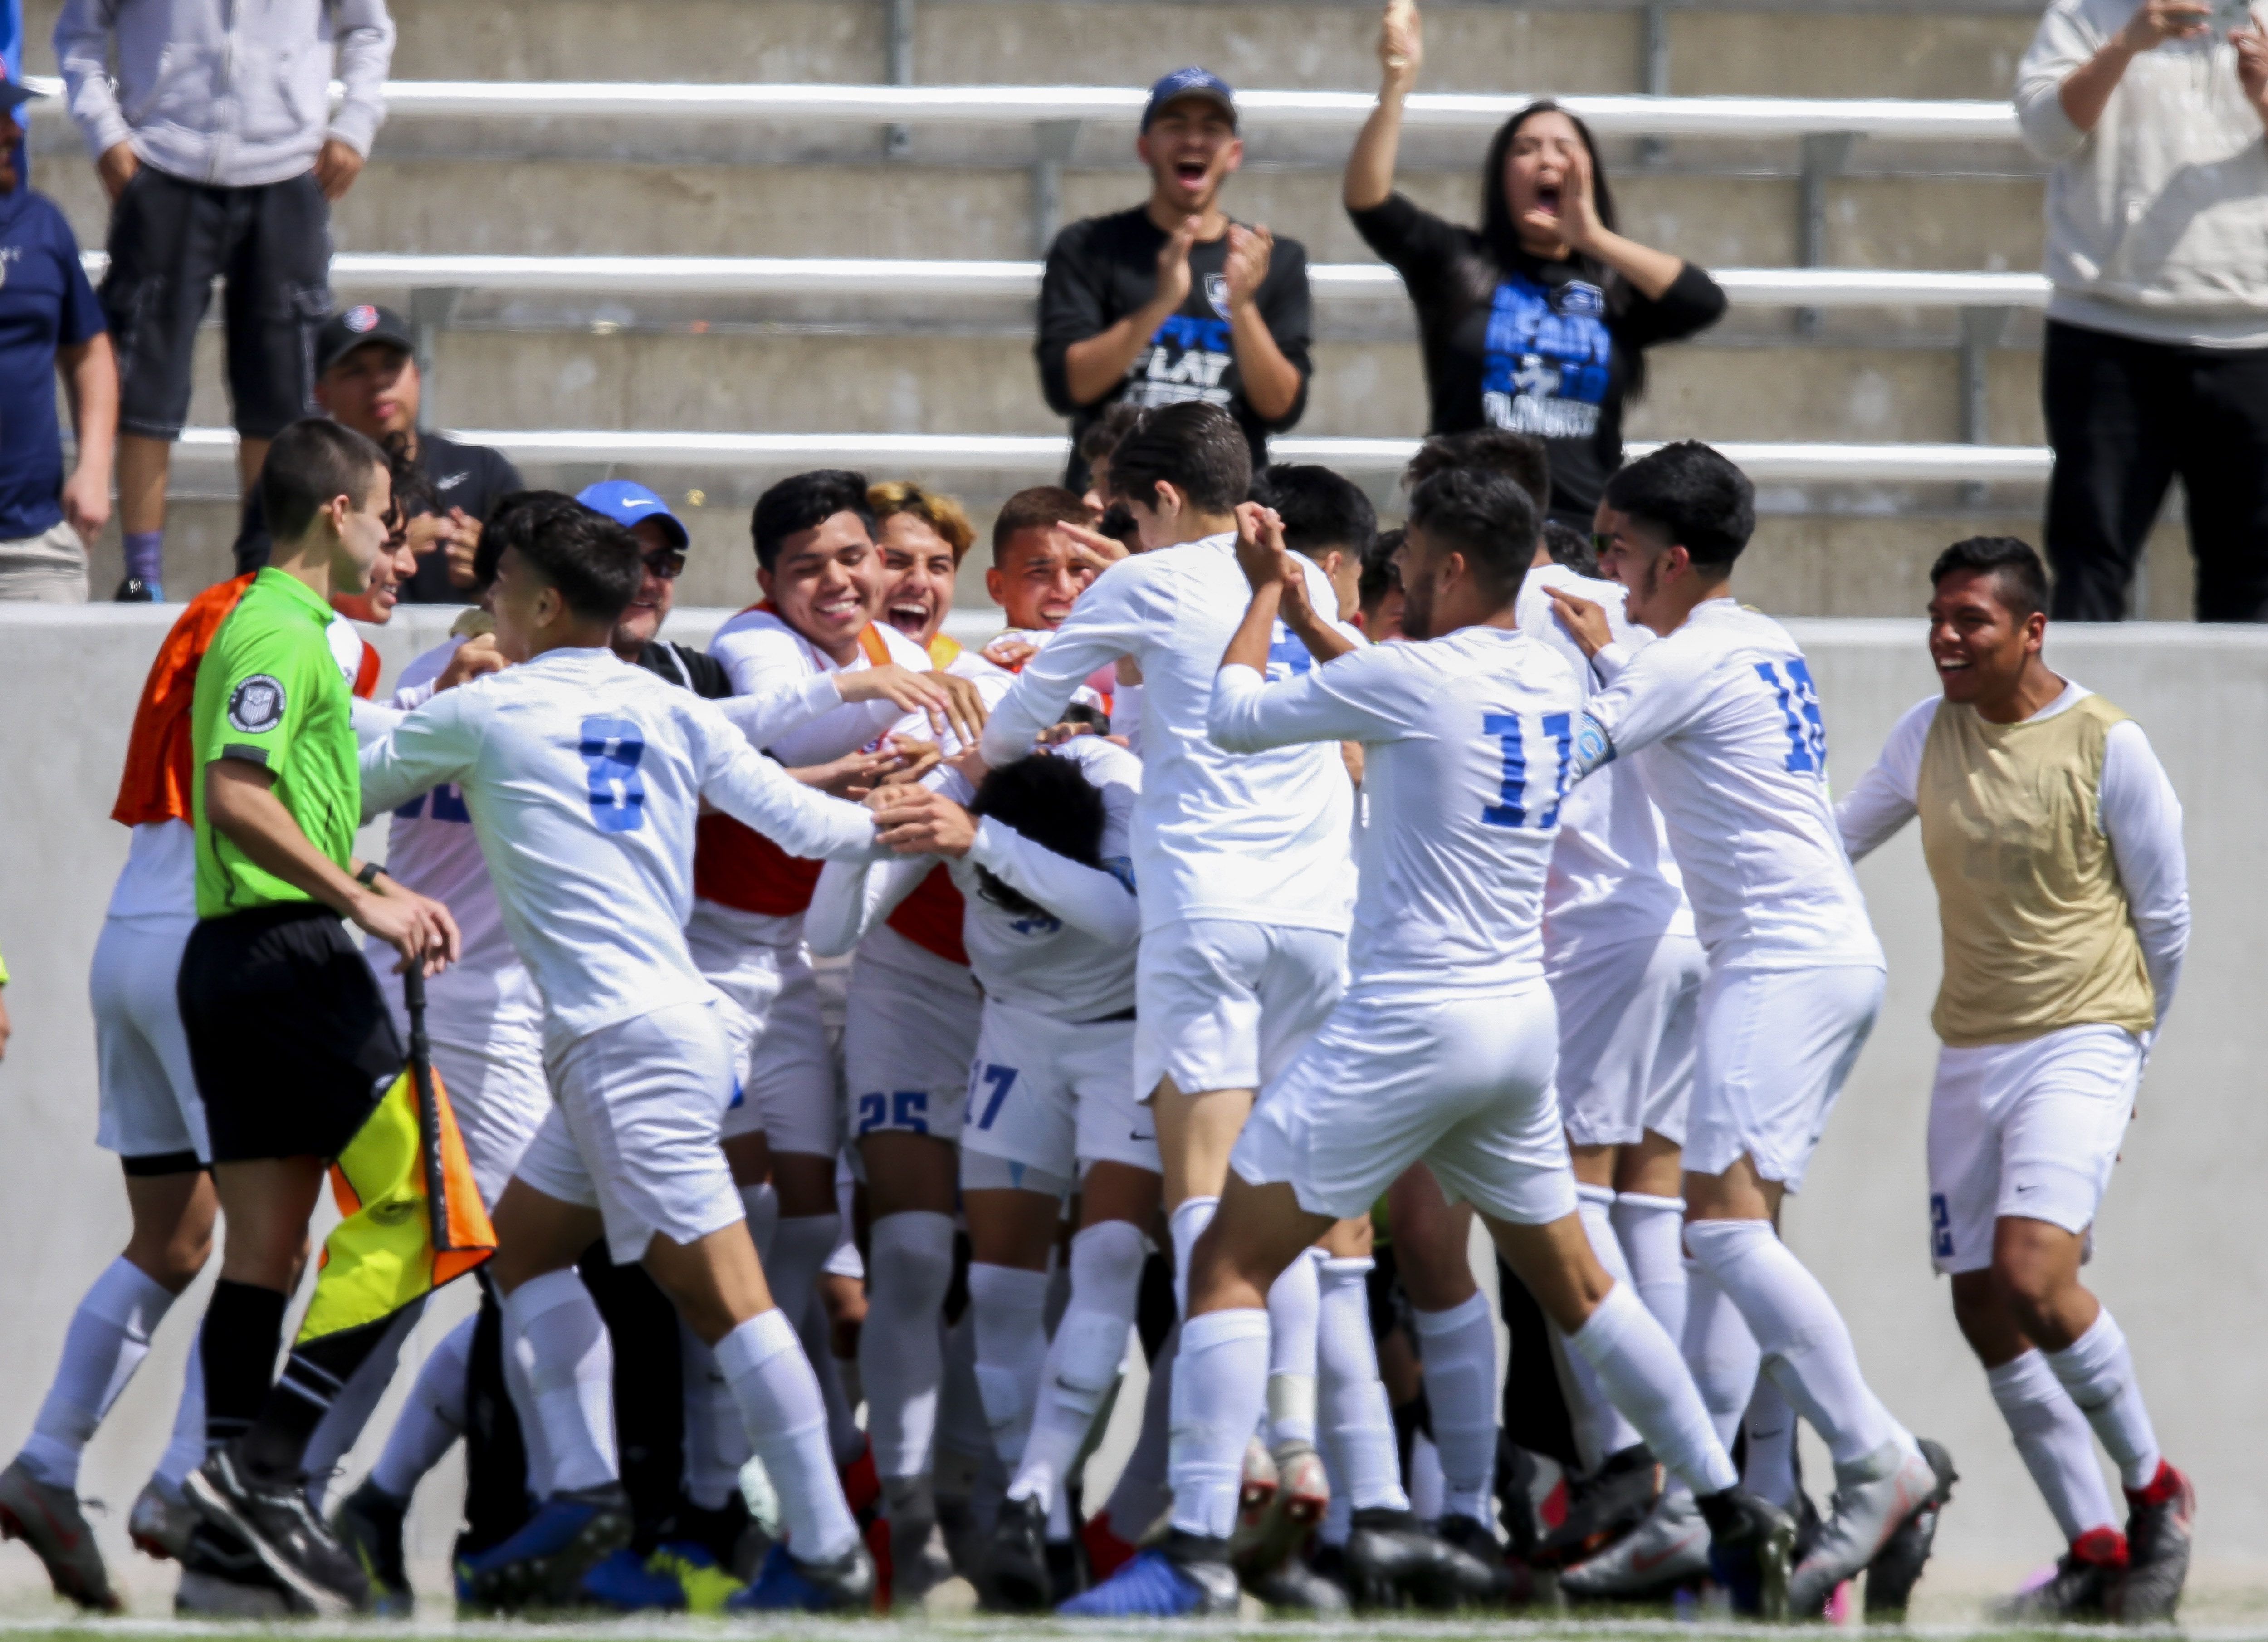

{"left": 1789, "top": 1439, "right": 1941, "bottom": 1615}
{"left": 1556, "top": 1489, "right": 1711, "bottom": 1598}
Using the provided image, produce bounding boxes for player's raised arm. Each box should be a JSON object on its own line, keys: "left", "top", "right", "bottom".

{"left": 695, "top": 706, "right": 887, "bottom": 864}
{"left": 980, "top": 560, "right": 1152, "bottom": 765}
{"left": 804, "top": 846, "right": 935, "bottom": 959}
{"left": 356, "top": 688, "right": 479, "bottom": 819}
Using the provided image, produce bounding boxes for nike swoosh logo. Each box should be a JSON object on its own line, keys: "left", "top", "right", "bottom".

{"left": 1632, "top": 1529, "right": 1706, "bottom": 1573}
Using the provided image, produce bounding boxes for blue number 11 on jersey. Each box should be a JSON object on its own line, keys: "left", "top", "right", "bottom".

{"left": 1482, "top": 711, "right": 1573, "bottom": 830}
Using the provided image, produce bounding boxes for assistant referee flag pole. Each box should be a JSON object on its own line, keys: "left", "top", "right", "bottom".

{"left": 401, "top": 965, "right": 456, "bottom": 1252}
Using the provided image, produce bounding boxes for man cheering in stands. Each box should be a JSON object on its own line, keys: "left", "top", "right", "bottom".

{"left": 1038, "top": 69, "right": 1311, "bottom": 493}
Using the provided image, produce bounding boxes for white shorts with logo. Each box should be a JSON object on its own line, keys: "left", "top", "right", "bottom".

{"left": 1926, "top": 1023, "right": 2142, "bottom": 1276}
{"left": 960, "top": 999, "right": 1159, "bottom": 1181}
{"left": 91, "top": 914, "right": 209, "bottom": 1163}
{"left": 1683, "top": 963, "right": 1885, "bottom": 1192}
{"left": 1134, "top": 918, "right": 1347, "bottom": 1103}
{"left": 514, "top": 999, "right": 744, "bottom": 1265}
{"left": 845, "top": 941, "right": 981, "bottom": 1163}
{"left": 1234, "top": 984, "right": 1575, "bottom": 1225}
{"left": 687, "top": 900, "right": 840, "bottom": 1159}
{"left": 1550, "top": 931, "right": 1706, "bottom": 1149}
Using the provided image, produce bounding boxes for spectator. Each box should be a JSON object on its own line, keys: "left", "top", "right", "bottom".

{"left": 234, "top": 306, "right": 521, "bottom": 602}
{"left": 578, "top": 478, "right": 733, "bottom": 696}
{"left": 2018, "top": 0, "right": 2268, "bottom": 621}
{"left": 0, "top": 73, "right": 114, "bottom": 603}
{"left": 1038, "top": 67, "right": 1311, "bottom": 493}
{"left": 1344, "top": 0, "right": 1725, "bottom": 528}
{"left": 55, "top": 0, "right": 395, "bottom": 602}
{"left": 1254, "top": 462, "right": 1377, "bottom": 621}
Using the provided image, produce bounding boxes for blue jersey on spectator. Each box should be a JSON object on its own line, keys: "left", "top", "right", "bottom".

{"left": 0, "top": 180, "right": 102, "bottom": 541}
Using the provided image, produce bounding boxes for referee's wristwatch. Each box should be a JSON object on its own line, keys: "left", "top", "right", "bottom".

{"left": 355, "top": 861, "right": 389, "bottom": 889}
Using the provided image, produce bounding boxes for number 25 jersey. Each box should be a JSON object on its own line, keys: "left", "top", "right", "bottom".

{"left": 1576, "top": 598, "right": 1882, "bottom": 972}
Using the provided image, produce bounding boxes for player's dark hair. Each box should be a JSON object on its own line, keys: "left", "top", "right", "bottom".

{"left": 1254, "top": 464, "right": 1377, "bottom": 565}
{"left": 261, "top": 417, "right": 388, "bottom": 544}
{"left": 1541, "top": 518, "right": 1598, "bottom": 577}
{"left": 1360, "top": 526, "right": 1405, "bottom": 619}
{"left": 1078, "top": 400, "right": 1144, "bottom": 468}
{"left": 474, "top": 490, "right": 572, "bottom": 591}
{"left": 1105, "top": 402, "right": 1251, "bottom": 517}
{"left": 1097, "top": 502, "right": 1141, "bottom": 551}
{"left": 1407, "top": 469, "right": 1536, "bottom": 605}
{"left": 966, "top": 753, "right": 1110, "bottom": 920}
{"left": 1403, "top": 429, "right": 1551, "bottom": 519}
{"left": 1931, "top": 535, "right": 2048, "bottom": 621}
{"left": 992, "top": 486, "right": 1093, "bottom": 558}
{"left": 475, "top": 490, "right": 642, "bottom": 622}
{"left": 752, "top": 469, "right": 875, "bottom": 572}
{"left": 1602, "top": 441, "right": 1755, "bottom": 570}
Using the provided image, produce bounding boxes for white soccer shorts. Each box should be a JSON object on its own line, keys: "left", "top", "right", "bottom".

{"left": 1551, "top": 930, "right": 1706, "bottom": 1149}
{"left": 1234, "top": 984, "right": 1576, "bottom": 1226}
{"left": 1134, "top": 918, "right": 1347, "bottom": 1103}
{"left": 1682, "top": 963, "right": 1885, "bottom": 1192}
{"left": 686, "top": 902, "right": 841, "bottom": 1159}
{"left": 91, "top": 915, "right": 209, "bottom": 1163}
{"left": 1925, "top": 1022, "right": 2142, "bottom": 1275}
{"left": 960, "top": 999, "right": 1159, "bottom": 1181}
{"left": 422, "top": 1028, "right": 550, "bottom": 1209}
{"left": 844, "top": 951, "right": 981, "bottom": 1160}
{"left": 514, "top": 998, "right": 744, "bottom": 1265}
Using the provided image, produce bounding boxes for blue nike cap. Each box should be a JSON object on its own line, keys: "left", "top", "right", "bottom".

{"left": 577, "top": 480, "right": 689, "bottom": 551}
{"left": 1143, "top": 67, "right": 1237, "bottom": 132}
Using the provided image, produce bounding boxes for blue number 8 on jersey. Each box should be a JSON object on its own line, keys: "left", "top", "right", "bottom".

{"left": 579, "top": 716, "right": 646, "bottom": 833}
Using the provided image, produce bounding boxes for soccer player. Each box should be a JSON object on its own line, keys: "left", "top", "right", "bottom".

{"left": 355, "top": 496, "right": 891, "bottom": 1612}
{"left": 1070, "top": 470, "right": 1792, "bottom": 1617}
{"left": 1543, "top": 442, "right": 1952, "bottom": 1612}
{"left": 1837, "top": 537, "right": 2192, "bottom": 1620}
{"left": 1256, "top": 461, "right": 1376, "bottom": 621}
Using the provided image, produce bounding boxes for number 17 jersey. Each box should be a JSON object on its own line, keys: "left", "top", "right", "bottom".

{"left": 1576, "top": 598, "right": 1881, "bottom": 972}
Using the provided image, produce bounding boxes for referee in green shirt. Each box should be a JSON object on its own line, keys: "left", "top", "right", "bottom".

{"left": 175, "top": 419, "right": 459, "bottom": 1612}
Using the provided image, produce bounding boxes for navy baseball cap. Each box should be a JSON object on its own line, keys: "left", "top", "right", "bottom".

{"left": 316, "top": 304, "right": 415, "bottom": 375}
{"left": 0, "top": 69, "right": 44, "bottom": 114}
{"left": 1142, "top": 67, "right": 1237, "bottom": 131}
{"left": 577, "top": 480, "right": 689, "bottom": 551}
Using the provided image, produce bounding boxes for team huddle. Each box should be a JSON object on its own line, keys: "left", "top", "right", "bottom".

{"left": 0, "top": 399, "right": 2195, "bottom": 1622}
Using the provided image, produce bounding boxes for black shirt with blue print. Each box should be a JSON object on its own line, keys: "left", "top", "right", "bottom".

{"left": 1350, "top": 190, "right": 1725, "bottom": 525}
{"left": 1037, "top": 205, "right": 1312, "bottom": 491}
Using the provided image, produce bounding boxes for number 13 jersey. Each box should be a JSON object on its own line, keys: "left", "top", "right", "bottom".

{"left": 1574, "top": 598, "right": 1882, "bottom": 972}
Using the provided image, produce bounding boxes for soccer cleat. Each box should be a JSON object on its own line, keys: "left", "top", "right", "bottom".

{"left": 1698, "top": 1487, "right": 1798, "bottom": 1620}
{"left": 1993, "top": 1527, "right": 2127, "bottom": 1622}
{"left": 176, "top": 1519, "right": 305, "bottom": 1618}
{"left": 1236, "top": 1439, "right": 1330, "bottom": 1588}
{"left": 1233, "top": 1436, "right": 1279, "bottom": 1545}
{"left": 1863, "top": 1437, "right": 1958, "bottom": 1615}
{"left": 889, "top": 1513, "right": 956, "bottom": 1607}
{"left": 1788, "top": 1438, "right": 1941, "bottom": 1615}
{"left": 184, "top": 1446, "right": 369, "bottom": 1614}
{"left": 0, "top": 1457, "right": 120, "bottom": 1612}
{"left": 647, "top": 1541, "right": 748, "bottom": 1614}
{"left": 1057, "top": 1533, "right": 1242, "bottom": 1617}
{"left": 2108, "top": 1460, "right": 2194, "bottom": 1622}
{"left": 1245, "top": 1551, "right": 1351, "bottom": 1612}
{"left": 114, "top": 576, "right": 161, "bottom": 603}
{"left": 1531, "top": 1442, "right": 1660, "bottom": 1569}
{"left": 451, "top": 1482, "right": 631, "bottom": 1612}
{"left": 727, "top": 1539, "right": 878, "bottom": 1613}
{"left": 331, "top": 1476, "right": 414, "bottom": 1617}
{"left": 1345, "top": 1505, "right": 1502, "bottom": 1610}
{"left": 130, "top": 1476, "right": 200, "bottom": 1564}
{"left": 578, "top": 1545, "right": 687, "bottom": 1611}
{"left": 1559, "top": 1487, "right": 1711, "bottom": 1601}
{"left": 1437, "top": 1510, "right": 1533, "bottom": 1605}
{"left": 982, "top": 1493, "right": 1052, "bottom": 1613}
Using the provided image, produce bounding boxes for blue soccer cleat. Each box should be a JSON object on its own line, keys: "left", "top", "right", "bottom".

{"left": 1057, "top": 1535, "right": 1241, "bottom": 1617}
{"left": 453, "top": 1484, "right": 631, "bottom": 1612}
{"left": 726, "top": 1540, "right": 875, "bottom": 1613}
{"left": 577, "top": 1545, "right": 686, "bottom": 1611}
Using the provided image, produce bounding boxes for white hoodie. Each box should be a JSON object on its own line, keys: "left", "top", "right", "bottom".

{"left": 2016, "top": 0, "right": 2268, "bottom": 347}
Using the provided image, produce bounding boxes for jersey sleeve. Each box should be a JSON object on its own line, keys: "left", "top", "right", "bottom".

{"left": 357, "top": 689, "right": 480, "bottom": 820}
{"left": 982, "top": 562, "right": 1157, "bottom": 764}
{"left": 710, "top": 673, "right": 846, "bottom": 748}
{"left": 1208, "top": 642, "right": 1425, "bottom": 753}
{"left": 200, "top": 615, "right": 328, "bottom": 782}
{"left": 1571, "top": 632, "right": 1716, "bottom": 779}
{"left": 1837, "top": 696, "right": 1936, "bottom": 862}
{"left": 1346, "top": 192, "right": 1470, "bottom": 311}
{"left": 2099, "top": 719, "right": 2189, "bottom": 1028}
{"left": 691, "top": 699, "right": 883, "bottom": 863}
{"left": 966, "top": 818, "right": 1140, "bottom": 945}
{"left": 804, "top": 851, "right": 934, "bottom": 958}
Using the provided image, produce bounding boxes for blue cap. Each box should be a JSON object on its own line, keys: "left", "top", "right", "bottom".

{"left": 0, "top": 70, "right": 46, "bottom": 114}
{"left": 1142, "top": 67, "right": 1236, "bottom": 132}
{"left": 577, "top": 480, "right": 689, "bottom": 550}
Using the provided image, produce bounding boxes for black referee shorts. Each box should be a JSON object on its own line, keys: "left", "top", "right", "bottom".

{"left": 178, "top": 903, "right": 403, "bottom": 1164}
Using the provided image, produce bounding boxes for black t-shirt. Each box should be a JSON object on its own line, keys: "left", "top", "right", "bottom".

{"left": 634, "top": 638, "right": 732, "bottom": 699}
{"left": 232, "top": 431, "right": 523, "bottom": 603}
{"left": 1349, "top": 191, "right": 1726, "bottom": 524}
{"left": 1037, "top": 206, "right": 1312, "bottom": 491}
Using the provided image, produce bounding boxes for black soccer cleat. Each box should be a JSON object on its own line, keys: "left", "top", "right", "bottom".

{"left": 2108, "top": 1461, "right": 2194, "bottom": 1622}
{"left": 1345, "top": 1506, "right": 1502, "bottom": 1611}
{"left": 175, "top": 1520, "right": 305, "bottom": 1618}
{"left": 183, "top": 1446, "right": 371, "bottom": 1615}
{"left": 1436, "top": 1510, "right": 1532, "bottom": 1605}
{"left": 1993, "top": 1528, "right": 2126, "bottom": 1622}
{"left": 1531, "top": 1442, "right": 1659, "bottom": 1570}
{"left": 1244, "top": 1551, "right": 1351, "bottom": 1613}
{"left": 982, "top": 1492, "right": 1052, "bottom": 1613}
{"left": 114, "top": 575, "right": 160, "bottom": 603}
{"left": 331, "top": 1477, "right": 414, "bottom": 1617}
{"left": 1698, "top": 1485, "right": 1797, "bottom": 1622}
{"left": 1864, "top": 1436, "right": 1959, "bottom": 1615}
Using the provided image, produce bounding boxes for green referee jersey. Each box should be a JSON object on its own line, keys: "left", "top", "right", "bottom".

{"left": 191, "top": 569, "right": 363, "bottom": 919}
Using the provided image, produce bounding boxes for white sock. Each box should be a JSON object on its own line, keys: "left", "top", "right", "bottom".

{"left": 795, "top": 1285, "right": 865, "bottom": 1469}
{"left": 740, "top": 1182, "right": 780, "bottom": 1265}
{"left": 1409, "top": 1431, "right": 1446, "bottom": 1521}
{"left": 369, "top": 1313, "right": 475, "bottom": 1500}
{"left": 1318, "top": 1256, "right": 1408, "bottom": 1512}
{"left": 682, "top": 1319, "right": 753, "bottom": 1510}
{"left": 503, "top": 1270, "right": 617, "bottom": 1494}
{"left": 153, "top": 1342, "right": 205, "bottom": 1491}
{"left": 715, "top": 1308, "right": 860, "bottom": 1561}
{"left": 1570, "top": 1186, "right": 1646, "bottom": 1459}
{"left": 860, "top": 1210, "right": 955, "bottom": 1480}
{"left": 1320, "top": 1466, "right": 1352, "bottom": 1545}
{"left": 2045, "top": 1309, "right": 2162, "bottom": 1491}
{"left": 20, "top": 1258, "right": 175, "bottom": 1488}
{"left": 969, "top": 1262, "right": 1052, "bottom": 1466}
{"left": 1612, "top": 1192, "right": 1689, "bottom": 1345}
{"left": 1412, "top": 1291, "right": 1498, "bottom": 1524}
{"left": 1681, "top": 1256, "right": 1761, "bottom": 1455}
{"left": 1168, "top": 1196, "right": 1217, "bottom": 1318}
{"left": 1567, "top": 1282, "right": 1738, "bottom": 1496}
{"left": 303, "top": 1300, "right": 423, "bottom": 1511}
{"left": 1012, "top": 1220, "right": 1145, "bottom": 1505}
{"left": 1167, "top": 1308, "right": 1271, "bottom": 1539}
{"left": 1685, "top": 1218, "right": 1902, "bottom": 1467}
{"left": 765, "top": 1213, "right": 842, "bottom": 1365}
{"left": 1989, "top": 1348, "right": 2119, "bottom": 1540}
{"left": 1265, "top": 1249, "right": 1320, "bottom": 1449}
{"left": 1741, "top": 1372, "right": 1799, "bottom": 1509}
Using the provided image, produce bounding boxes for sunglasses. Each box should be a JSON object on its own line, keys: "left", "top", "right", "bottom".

{"left": 643, "top": 549, "right": 687, "bottom": 580}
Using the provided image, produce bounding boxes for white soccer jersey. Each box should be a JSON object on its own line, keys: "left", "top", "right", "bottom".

{"left": 1574, "top": 598, "right": 1883, "bottom": 972}
{"left": 980, "top": 532, "right": 1356, "bottom": 934}
{"left": 708, "top": 604, "right": 939, "bottom": 766}
{"left": 1515, "top": 563, "right": 1694, "bottom": 961}
{"left": 1210, "top": 622, "right": 1578, "bottom": 995}
{"left": 357, "top": 646, "right": 882, "bottom": 1049}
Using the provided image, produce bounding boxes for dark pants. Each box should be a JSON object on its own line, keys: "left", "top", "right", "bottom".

{"left": 2043, "top": 318, "right": 2268, "bottom": 622}
{"left": 100, "top": 165, "right": 331, "bottom": 440}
